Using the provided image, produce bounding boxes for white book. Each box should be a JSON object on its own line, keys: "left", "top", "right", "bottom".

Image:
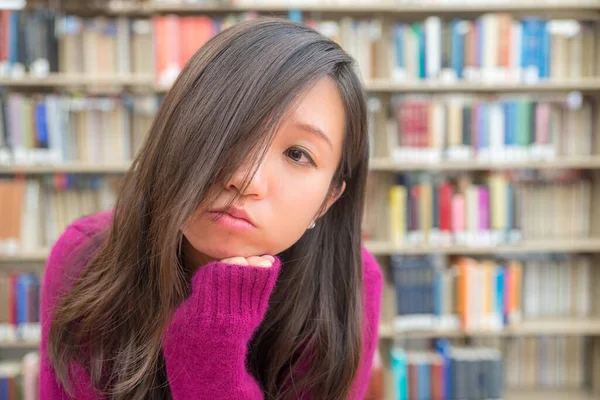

{"left": 489, "top": 103, "right": 505, "bottom": 161}
{"left": 19, "top": 180, "right": 41, "bottom": 251}
{"left": 425, "top": 16, "right": 441, "bottom": 80}
{"left": 116, "top": 17, "right": 131, "bottom": 75}
{"left": 510, "top": 21, "right": 522, "bottom": 82}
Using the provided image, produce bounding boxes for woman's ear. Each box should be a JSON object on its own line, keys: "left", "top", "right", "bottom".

{"left": 321, "top": 181, "right": 346, "bottom": 216}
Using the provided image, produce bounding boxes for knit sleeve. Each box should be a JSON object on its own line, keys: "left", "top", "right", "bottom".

{"left": 161, "top": 258, "right": 282, "bottom": 399}
{"left": 40, "top": 222, "right": 104, "bottom": 400}
{"left": 348, "top": 246, "right": 384, "bottom": 399}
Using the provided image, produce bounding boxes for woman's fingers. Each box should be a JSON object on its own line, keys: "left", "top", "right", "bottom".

{"left": 246, "top": 256, "right": 273, "bottom": 268}
{"left": 220, "top": 255, "right": 274, "bottom": 268}
{"left": 221, "top": 256, "right": 249, "bottom": 266}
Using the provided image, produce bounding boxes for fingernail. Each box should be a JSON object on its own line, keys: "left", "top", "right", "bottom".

{"left": 263, "top": 255, "right": 275, "bottom": 263}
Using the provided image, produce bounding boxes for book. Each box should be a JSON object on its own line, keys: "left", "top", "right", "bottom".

{"left": 390, "top": 341, "right": 504, "bottom": 400}
{"left": 0, "top": 93, "right": 159, "bottom": 166}
{"left": 391, "top": 254, "right": 593, "bottom": 333}
{"left": 387, "top": 170, "right": 591, "bottom": 247}
{"left": 0, "top": 352, "right": 39, "bottom": 400}
{"left": 0, "top": 176, "right": 120, "bottom": 253}
{"left": 388, "top": 94, "right": 595, "bottom": 164}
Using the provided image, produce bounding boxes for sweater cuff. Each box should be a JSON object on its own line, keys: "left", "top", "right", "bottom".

{"left": 190, "top": 257, "right": 282, "bottom": 320}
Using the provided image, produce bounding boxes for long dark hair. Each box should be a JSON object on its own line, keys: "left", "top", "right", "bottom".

{"left": 48, "top": 17, "right": 369, "bottom": 399}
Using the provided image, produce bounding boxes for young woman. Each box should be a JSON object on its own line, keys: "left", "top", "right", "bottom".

{"left": 40, "top": 18, "right": 382, "bottom": 399}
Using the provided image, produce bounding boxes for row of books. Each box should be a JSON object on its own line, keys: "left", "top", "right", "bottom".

{"left": 0, "top": 93, "right": 158, "bottom": 165}
{"left": 385, "top": 94, "right": 595, "bottom": 163}
{"left": 3, "top": 10, "right": 600, "bottom": 85}
{"left": 505, "top": 336, "right": 587, "bottom": 389}
{"left": 390, "top": 340, "right": 504, "bottom": 400}
{"left": 0, "top": 273, "right": 40, "bottom": 343}
{"left": 0, "top": 177, "right": 120, "bottom": 253}
{"left": 391, "top": 254, "right": 593, "bottom": 332}
{"left": 0, "top": 352, "right": 39, "bottom": 400}
{"left": 389, "top": 336, "right": 588, "bottom": 400}
{"left": 1, "top": 91, "right": 596, "bottom": 166}
{"left": 390, "top": 16, "right": 596, "bottom": 84}
{"left": 386, "top": 170, "right": 590, "bottom": 247}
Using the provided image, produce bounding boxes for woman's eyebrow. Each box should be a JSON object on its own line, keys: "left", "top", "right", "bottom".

{"left": 293, "top": 121, "right": 333, "bottom": 150}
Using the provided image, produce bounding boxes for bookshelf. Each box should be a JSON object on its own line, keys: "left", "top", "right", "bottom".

{"left": 5, "top": 156, "right": 600, "bottom": 174}
{"left": 4, "top": 74, "right": 600, "bottom": 93}
{"left": 1, "top": 0, "right": 600, "bottom": 399}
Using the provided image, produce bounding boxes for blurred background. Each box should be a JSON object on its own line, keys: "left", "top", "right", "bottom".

{"left": 1, "top": 0, "right": 600, "bottom": 399}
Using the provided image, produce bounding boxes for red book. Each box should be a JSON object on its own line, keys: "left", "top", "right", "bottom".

{"left": 8, "top": 272, "right": 17, "bottom": 326}
{"left": 408, "top": 361, "right": 418, "bottom": 400}
{"left": 431, "top": 358, "right": 444, "bottom": 400}
{"left": 439, "top": 182, "right": 453, "bottom": 232}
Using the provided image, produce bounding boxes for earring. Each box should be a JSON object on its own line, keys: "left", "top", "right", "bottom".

{"left": 308, "top": 221, "right": 316, "bottom": 229}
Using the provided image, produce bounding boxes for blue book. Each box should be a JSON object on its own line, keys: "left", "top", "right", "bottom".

{"left": 433, "top": 269, "right": 442, "bottom": 318}
{"left": 539, "top": 20, "right": 550, "bottom": 79}
{"left": 417, "top": 357, "right": 430, "bottom": 400}
{"left": 520, "top": 20, "right": 529, "bottom": 70}
{"left": 8, "top": 11, "right": 19, "bottom": 67}
{"left": 16, "top": 274, "right": 28, "bottom": 325}
{"left": 287, "top": 9, "right": 302, "bottom": 24}
{"left": 450, "top": 20, "right": 464, "bottom": 78}
{"left": 495, "top": 267, "right": 505, "bottom": 325}
{"left": 412, "top": 24, "right": 426, "bottom": 79}
{"left": 435, "top": 339, "right": 452, "bottom": 400}
{"left": 0, "top": 377, "right": 7, "bottom": 400}
{"left": 522, "top": 18, "right": 542, "bottom": 75}
{"left": 391, "top": 348, "right": 408, "bottom": 400}
{"left": 35, "top": 101, "right": 48, "bottom": 148}
{"left": 502, "top": 102, "right": 510, "bottom": 146}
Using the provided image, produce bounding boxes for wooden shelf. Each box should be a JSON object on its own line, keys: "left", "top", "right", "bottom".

{"left": 2, "top": 156, "right": 600, "bottom": 175}
{"left": 369, "top": 156, "right": 600, "bottom": 171}
{"left": 4, "top": 238, "right": 600, "bottom": 263}
{"left": 0, "top": 74, "right": 155, "bottom": 88}
{"left": 507, "top": 390, "right": 597, "bottom": 400}
{"left": 0, "top": 163, "right": 131, "bottom": 174}
{"left": 0, "top": 340, "right": 39, "bottom": 349}
{"left": 0, "top": 250, "right": 49, "bottom": 263}
{"left": 2, "top": 74, "right": 600, "bottom": 93}
{"left": 379, "top": 319, "right": 600, "bottom": 339}
{"left": 149, "top": 1, "right": 600, "bottom": 16}
{"left": 366, "top": 78, "right": 600, "bottom": 93}
{"left": 366, "top": 238, "right": 600, "bottom": 255}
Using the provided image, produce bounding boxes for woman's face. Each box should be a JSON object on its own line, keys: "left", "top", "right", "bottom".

{"left": 182, "top": 77, "right": 346, "bottom": 266}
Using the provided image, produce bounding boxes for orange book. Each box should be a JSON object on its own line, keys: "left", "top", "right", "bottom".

{"left": 497, "top": 14, "right": 511, "bottom": 68}
{"left": 510, "top": 261, "right": 523, "bottom": 319}
{"left": 456, "top": 258, "right": 469, "bottom": 330}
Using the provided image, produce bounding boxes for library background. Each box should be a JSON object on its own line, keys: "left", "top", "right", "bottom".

{"left": 0, "top": 0, "right": 600, "bottom": 399}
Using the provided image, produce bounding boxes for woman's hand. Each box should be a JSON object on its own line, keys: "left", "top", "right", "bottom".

{"left": 220, "top": 255, "right": 275, "bottom": 268}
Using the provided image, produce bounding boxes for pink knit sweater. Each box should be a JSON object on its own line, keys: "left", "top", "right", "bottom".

{"left": 40, "top": 211, "right": 383, "bottom": 399}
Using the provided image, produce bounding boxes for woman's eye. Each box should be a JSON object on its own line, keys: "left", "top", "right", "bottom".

{"left": 286, "top": 147, "right": 315, "bottom": 166}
